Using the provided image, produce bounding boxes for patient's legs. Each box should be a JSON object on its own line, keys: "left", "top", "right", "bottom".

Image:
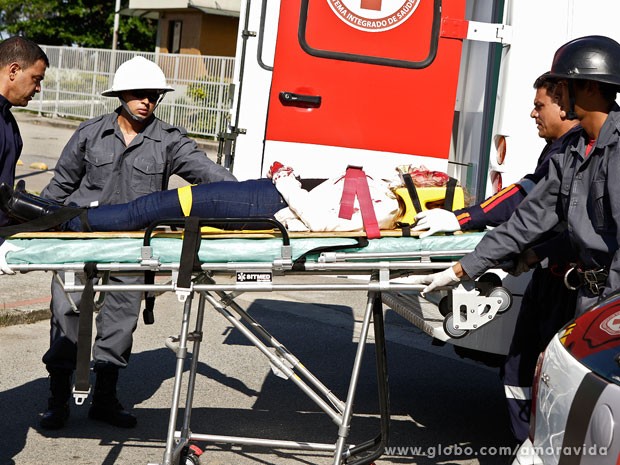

{"left": 0, "top": 180, "right": 286, "bottom": 232}
{"left": 66, "top": 188, "right": 182, "bottom": 231}
{"left": 66, "top": 179, "right": 286, "bottom": 232}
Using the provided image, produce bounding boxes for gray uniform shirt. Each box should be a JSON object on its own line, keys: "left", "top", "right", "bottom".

{"left": 461, "top": 104, "right": 620, "bottom": 302}
{"left": 42, "top": 108, "right": 236, "bottom": 206}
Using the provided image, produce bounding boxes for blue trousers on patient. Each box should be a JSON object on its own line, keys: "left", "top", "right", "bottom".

{"left": 66, "top": 179, "right": 286, "bottom": 232}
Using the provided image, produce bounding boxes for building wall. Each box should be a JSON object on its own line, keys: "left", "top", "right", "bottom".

{"left": 200, "top": 14, "right": 238, "bottom": 57}
{"left": 158, "top": 10, "right": 238, "bottom": 57}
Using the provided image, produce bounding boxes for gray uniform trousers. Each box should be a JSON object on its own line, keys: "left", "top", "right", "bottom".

{"left": 42, "top": 271, "right": 143, "bottom": 373}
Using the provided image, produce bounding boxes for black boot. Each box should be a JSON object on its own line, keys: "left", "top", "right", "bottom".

{"left": 39, "top": 369, "right": 72, "bottom": 430}
{"left": 0, "top": 180, "right": 65, "bottom": 223}
{"left": 88, "top": 364, "right": 137, "bottom": 428}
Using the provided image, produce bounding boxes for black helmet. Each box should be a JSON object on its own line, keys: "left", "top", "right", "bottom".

{"left": 548, "top": 35, "right": 620, "bottom": 88}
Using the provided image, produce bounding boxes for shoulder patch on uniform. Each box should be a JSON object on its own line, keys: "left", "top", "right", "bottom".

{"left": 160, "top": 119, "right": 187, "bottom": 136}
{"left": 79, "top": 114, "right": 108, "bottom": 129}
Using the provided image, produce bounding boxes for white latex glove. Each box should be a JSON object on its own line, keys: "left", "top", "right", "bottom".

{"left": 0, "top": 242, "right": 22, "bottom": 275}
{"left": 412, "top": 208, "right": 460, "bottom": 238}
{"left": 395, "top": 267, "right": 461, "bottom": 295}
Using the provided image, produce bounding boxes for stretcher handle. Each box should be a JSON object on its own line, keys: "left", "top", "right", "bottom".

{"left": 142, "top": 217, "right": 290, "bottom": 246}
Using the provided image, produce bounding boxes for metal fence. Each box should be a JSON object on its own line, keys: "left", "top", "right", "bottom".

{"left": 21, "top": 46, "right": 236, "bottom": 139}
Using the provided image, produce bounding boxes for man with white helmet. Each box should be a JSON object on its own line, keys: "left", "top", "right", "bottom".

{"left": 38, "top": 56, "right": 237, "bottom": 430}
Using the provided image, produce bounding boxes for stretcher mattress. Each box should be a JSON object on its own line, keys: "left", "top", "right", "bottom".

{"left": 5, "top": 231, "right": 485, "bottom": 265}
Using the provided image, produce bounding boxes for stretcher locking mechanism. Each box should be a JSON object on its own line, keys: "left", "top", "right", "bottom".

{"left": 140, "top": 245, "right": 161, "bottom": 268}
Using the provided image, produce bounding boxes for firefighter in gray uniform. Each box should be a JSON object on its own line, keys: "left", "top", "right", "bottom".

{"left": 409, "top": 33, "right": 620, "bottom": 425}
{"left": 412, "top": 74, "right": 581, "bottom": 443}
{"left": 413, "top": 35, "right": 620, "bottom": 311}
{"left": 39, "top": 56, "right": 237, "bottom": 429}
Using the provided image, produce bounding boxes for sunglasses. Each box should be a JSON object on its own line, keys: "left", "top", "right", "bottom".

{"left": 129, "top": 90, "right": 162, "bottom": 103}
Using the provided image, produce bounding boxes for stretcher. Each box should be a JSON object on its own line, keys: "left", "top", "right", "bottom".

{"left": 5, "top": 218, "right": 511, "bottom": 465}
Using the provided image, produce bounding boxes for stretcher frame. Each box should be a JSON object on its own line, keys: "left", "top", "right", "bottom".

{"left": 7, "top": 218, "right": 506, "bottom": 465}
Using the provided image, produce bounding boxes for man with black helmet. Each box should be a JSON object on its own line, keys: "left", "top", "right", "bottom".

{"left": 37, "top": 56, "right": 237, "bottom": 430}
{"left": 408, "top": 34, "right": 620, "bottom": 433}
{"left": 413, "top": 34, "right": 620, "bottom": 313}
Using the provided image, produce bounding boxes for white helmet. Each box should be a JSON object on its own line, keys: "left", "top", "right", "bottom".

{"left": 102, "top": 56, "right": 174, "bottom": 96}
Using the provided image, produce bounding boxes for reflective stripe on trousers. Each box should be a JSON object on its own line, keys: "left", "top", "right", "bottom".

{"left": 504, "top": 384, "right": 531, "bottom": 401}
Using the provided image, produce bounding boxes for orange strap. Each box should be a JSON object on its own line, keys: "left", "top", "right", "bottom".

{"left": 338, "top": 166, "right": 381, "bottom": 239}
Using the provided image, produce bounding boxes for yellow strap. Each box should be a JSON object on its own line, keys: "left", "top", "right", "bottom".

{"left": 177, "top": 184, "right": 224, "bottom": 232}
{"left": 177, "top": 185, "right": 193, "bottom": 217}
{"left": 201, "top": 225, "right": 224, "bottom": 232}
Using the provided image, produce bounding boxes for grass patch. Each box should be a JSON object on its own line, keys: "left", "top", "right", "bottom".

{"left": 0, "top": 309, "right": 50, "bottom": 327}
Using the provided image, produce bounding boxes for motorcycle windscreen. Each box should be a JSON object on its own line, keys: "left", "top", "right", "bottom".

{"left": 265, "top": 0, "right": 466, "bottom": 159}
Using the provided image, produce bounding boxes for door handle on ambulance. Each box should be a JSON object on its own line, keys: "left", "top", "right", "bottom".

{"left": 279, "top": 91, "right": 321, "bottom": 108}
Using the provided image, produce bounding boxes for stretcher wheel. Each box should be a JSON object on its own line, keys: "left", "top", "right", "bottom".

{"left": 488, "top": 287, "right": 512, "bottom": 314}
{"left": 476, "top": 272, "right": 502, "bottom": 295}
{"left": 438, "top": 295, "right": 452, "bottom": 317}
{"left": 184, "top": 455, "right": 200, "bottom": 465}
{"left": 180, "top": 445, "right": 202, "bottom": 465}
{"left": 443, "top": 313, "right": 468, "bottom": 339}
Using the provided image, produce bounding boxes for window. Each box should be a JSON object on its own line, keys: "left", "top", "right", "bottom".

{"left": 168, "top": 20, "right": 182, "bottom": 54}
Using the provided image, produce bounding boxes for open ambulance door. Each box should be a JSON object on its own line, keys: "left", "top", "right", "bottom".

{"left": 223, "top": 0, "right": 522, "bottom": 358}
{"left": 227, "top": 0, "right": 469, "bottom": 180}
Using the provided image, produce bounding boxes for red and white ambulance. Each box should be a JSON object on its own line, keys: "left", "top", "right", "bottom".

{"left": 219, "top": 0, "right": 620, "bottom": 357}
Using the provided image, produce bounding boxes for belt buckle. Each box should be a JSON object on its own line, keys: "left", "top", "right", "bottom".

{"left": 583, "top": 270, "right": 600, "bottom": 295}
{"left": 584, "top": 268, "right": 607, "bottom": 295}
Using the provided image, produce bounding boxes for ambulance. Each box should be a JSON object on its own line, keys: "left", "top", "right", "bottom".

{"left": 217, "top": 0, "right": 620, "bottom": 358}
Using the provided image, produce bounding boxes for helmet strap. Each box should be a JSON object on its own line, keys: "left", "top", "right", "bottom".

{"left": 155, "top": 93, "right": 165, "bottom": 109}
{"left": 566, "top": 80, "right": 578, "bottom": 120}
{"left": 119, "top": 97, "right": 148, "bottom": 122}
{"left": 118, "top": 91, "right": 166, "bottom": 122}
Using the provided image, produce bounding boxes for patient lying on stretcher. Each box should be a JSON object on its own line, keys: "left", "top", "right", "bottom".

{"left": 0, "top": 163, "right": 460, "bottom": 235}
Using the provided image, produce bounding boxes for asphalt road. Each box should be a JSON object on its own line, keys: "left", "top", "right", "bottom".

{"left": 0, "top": 111, "right": 517, "bottom": 465}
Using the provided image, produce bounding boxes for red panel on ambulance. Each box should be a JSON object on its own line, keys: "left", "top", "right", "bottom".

{"left": 265, "top": 0, "right": 466, "bottom": 159}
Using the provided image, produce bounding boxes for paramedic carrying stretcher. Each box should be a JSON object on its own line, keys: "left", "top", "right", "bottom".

{"left": 25, "top": 56, "right": 237, "bottom": 431}
{"left": 410, "top": 72, "right": 581, "bottom": 442}
{"left": 409, "top": 35, "right": 620, "bottom": 395}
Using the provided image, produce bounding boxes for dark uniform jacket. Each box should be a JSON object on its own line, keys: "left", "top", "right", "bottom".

{"left": 461, "top": 104, "right": 620, "bottom": 302}
{"left": 42, "top": 108, "right": 236, "bottom": 207}
{"left": 454, "top": 125, "right": 581, "bottom": 230}
{"left": 0, "top": 95, "right": 22, "bottom": 228}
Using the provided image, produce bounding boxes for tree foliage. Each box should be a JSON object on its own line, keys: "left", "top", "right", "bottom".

{"left": 0, "top": 0, "right": 157, "bottom": 51}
